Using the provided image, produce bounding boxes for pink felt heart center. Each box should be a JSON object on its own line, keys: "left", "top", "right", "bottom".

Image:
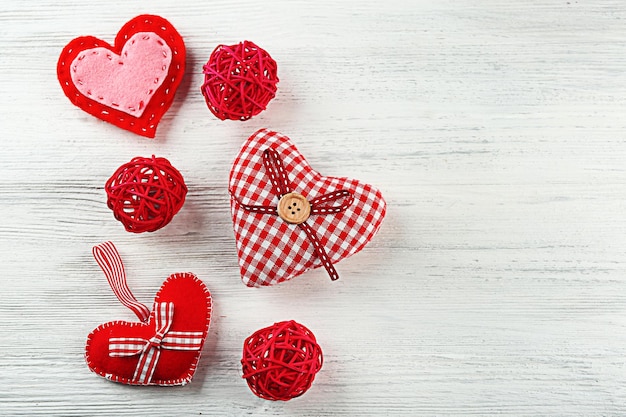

{"left": 70, "top": 32, "right": 172, "bottom": 117}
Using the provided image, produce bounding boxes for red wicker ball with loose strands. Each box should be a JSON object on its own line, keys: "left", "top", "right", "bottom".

{"left": 105, "top": 156, "right": 187, "bottom": 233}
{"left": 241, "top": 320, "right": 323, "bottom": 401}
{"left": 201, "top": 40, "right": 278, "bottom": 121}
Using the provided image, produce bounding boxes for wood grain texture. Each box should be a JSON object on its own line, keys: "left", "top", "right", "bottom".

{"left": 1, "top": 0, "right": 626, "bottom": 415}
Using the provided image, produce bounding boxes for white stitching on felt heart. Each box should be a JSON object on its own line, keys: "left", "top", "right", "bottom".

{"left": 86, "top": 242, "right": 212, "bottom": 386}
{"left": 70, "top": 32, "right": 171, "bottom": 117}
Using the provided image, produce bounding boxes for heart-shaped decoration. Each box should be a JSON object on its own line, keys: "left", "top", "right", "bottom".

{"left": 86, "top": 243, "right": 212, "bottom": 386}
{"left": 57, "top": 15, "right": 186, "bottom": 138}
{"left": 229, "top": 129, "right": 387, "bottom": 287}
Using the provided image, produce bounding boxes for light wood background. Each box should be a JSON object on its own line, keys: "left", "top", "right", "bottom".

{"left": 2, "top": 0, "right": 626, "bottom": 415}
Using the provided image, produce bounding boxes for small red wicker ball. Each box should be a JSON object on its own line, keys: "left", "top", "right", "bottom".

{"left": 201, "top": 40, "right": 278, "bottom": 121}
{"left": 241, "top": 320, "right": 323, "bottom": 401}
{"left": 105, "top": 156, "right": 187, "bottom": 233}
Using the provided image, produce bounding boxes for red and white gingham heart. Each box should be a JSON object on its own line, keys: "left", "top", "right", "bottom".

{"left": 229, "top": 129, "right": 386, "bottom": 287}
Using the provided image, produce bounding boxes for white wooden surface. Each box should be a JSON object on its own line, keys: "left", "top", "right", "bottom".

{"left": 2, "top": 0, "right": 626, "bottom": 415}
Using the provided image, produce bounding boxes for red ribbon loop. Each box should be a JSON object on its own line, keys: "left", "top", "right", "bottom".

{"left": 233, "top": 148, "right": 354, "bottom": 281}
{"left": 263, "top": 148, "right": 291, "bottom": 197}
{"left": 310, "top": 190, "right": 354, "bottom": 215}
{"left": 92, "top": 242, "right": 151, "bottom": 323}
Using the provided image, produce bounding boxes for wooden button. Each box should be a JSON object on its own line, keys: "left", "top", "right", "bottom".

{"left": 277, "top": 192, "right": 311, "bottom": 224}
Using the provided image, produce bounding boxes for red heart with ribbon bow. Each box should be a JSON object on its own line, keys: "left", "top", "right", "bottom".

{"left": 85, "top": 242, "right": 212, "bottom": 386}
{"left": 57, "top": 15, "right": 186, "bottom": 138}
{"left": 229, "top": 129, "right": 387, "bottom": 287}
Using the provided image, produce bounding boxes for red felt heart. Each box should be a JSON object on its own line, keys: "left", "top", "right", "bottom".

{"left": 229, "top": 129, "right": 387, "bottom": 287}
{"left": 57, "top": 15, "right": 186, "bottom": 138}
{"left": 85, "top": 273, "right": 212, "bottom": 386}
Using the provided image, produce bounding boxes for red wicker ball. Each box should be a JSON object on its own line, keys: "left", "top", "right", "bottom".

{"left": 105, "top": 156, "right": 187, "bottom": 233}
{"left": 241, "top": 320, "right": 323, "bottom": 401}
{"left": 201, "top": 40, "right": 278, "bottom": 121}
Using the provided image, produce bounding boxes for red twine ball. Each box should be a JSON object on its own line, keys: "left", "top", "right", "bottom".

{"left": 241, "top": 320, "right": 323, "bottom": 401}
{"left": 105, "top": 156, "right": 187, "bottom": 233}
{"left": 201, "top": 40, "right": 278, "bottom": 121}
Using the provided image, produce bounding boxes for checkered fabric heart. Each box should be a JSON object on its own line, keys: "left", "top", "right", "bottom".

{"left": 229, "top": 129, "right": 386, "bottom": 287}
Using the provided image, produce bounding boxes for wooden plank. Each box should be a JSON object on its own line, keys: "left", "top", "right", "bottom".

{"left": 1, "top": 0, "right": 626, "bottom": 415}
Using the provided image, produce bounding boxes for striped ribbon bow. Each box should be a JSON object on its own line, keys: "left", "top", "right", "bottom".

{"left": 108, "top": 302, "right": 204, "bottom": 385}
{"left": 232, "top": 147, "right": 354, "bottom": 281}
{"left": 93, "top": 242, "right": 204, "bottom": 385}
